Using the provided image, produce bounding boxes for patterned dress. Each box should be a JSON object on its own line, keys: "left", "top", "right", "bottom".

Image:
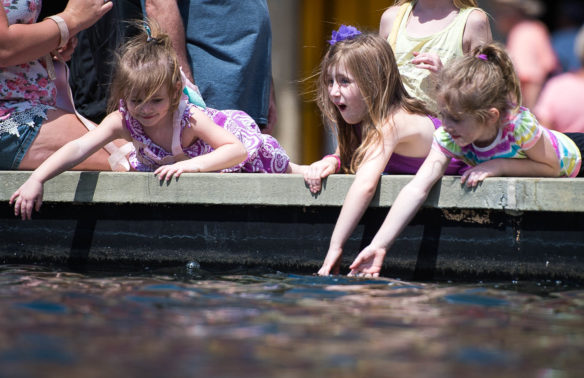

{"left": 120, "top": 98, "right": 290, "bottom": 173}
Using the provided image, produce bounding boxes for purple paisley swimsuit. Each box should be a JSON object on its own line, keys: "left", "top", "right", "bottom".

{"left": 120, "top": 98, "right": 290, "bottom": 173}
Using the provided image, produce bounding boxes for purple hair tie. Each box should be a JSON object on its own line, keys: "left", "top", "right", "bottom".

{"left": 329, "top": 25, "right": 362, "bottom": 45}
{"left": 477, "top": 54, "right": 488, "bottom": 61}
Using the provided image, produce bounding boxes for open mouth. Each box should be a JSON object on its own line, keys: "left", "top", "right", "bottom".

{"left": 337, "top": 104, "right": 347, "bottom": 111}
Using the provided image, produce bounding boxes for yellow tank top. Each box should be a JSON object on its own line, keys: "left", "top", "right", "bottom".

{"left": 388, "top": 2, "right": 480, "bottom": 113}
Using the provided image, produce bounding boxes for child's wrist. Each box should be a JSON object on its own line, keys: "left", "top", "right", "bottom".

{"left": 323, "top": 154, "right": 341, "bottom": 173}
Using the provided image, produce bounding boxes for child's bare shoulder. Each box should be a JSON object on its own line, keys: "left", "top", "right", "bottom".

{"left": 394, "top": 108, "right": 430, "bottom": 124}
{"left": 463, "top": 8, "right": 492, "bottom": 49}
{"left": 187, "top": 106, "right": 218, "bottom": 132}
{"left": 381, "top": 5, "right": 402, "bottom": 22}
{"left": 379, "top": 5, "right": 402, "bottom": 38}
{"left": 466, "top": 9, "right": 490, "bottom": 31}
{"left": 391, "top": 109, "right": 434, "bottom": 136}
{"left": 101, "top": 110, "right": 125, "bottom": 128}
{"left": 101, "top": 110, "right": 132, "bottom": 139}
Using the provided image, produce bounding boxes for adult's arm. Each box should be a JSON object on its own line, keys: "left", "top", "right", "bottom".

{"left": 144, "top": 0, "right": 193, "bottom": 83}
{"left": 0, "top": 0, "right": 112, "bottom": 67}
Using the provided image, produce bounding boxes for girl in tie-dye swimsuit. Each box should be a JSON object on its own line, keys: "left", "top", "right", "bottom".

{"left": 347, "top": 42, "right": 583, "bottom": 278}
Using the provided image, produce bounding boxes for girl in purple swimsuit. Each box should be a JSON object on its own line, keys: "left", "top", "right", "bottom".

{"left": 303, "top": 27, "right": 464, "bottom": 276}
{"left": 10, "top": 20, "right": 304, "bottom": 220}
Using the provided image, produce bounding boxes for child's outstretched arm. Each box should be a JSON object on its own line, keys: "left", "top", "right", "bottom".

{"left": 9, "top": 112, "right": 128, "bottom": 220}
{"left": 304, "top": 148, "right": 341, "bottom": 194}
{"left": 154, "top": 108, "right": 248, "bottom": 181}
{"left": 348, "top": 148, "right": 451, "bottom": 277}
{"left": 460, "top": 135, "right": 560, "bottom": 187}
{"left": 317, "top": 143, "right": 392, "bottom": 276}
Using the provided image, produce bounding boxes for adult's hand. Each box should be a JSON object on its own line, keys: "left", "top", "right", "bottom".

{"left": 61, "top": 0, "right": 113, "bottom": 36}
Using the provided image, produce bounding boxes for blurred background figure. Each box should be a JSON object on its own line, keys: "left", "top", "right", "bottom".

{"left": 534, "top": 25, "right": 584, "bottom": 133}
{"left": 491, "top": 0, "right": 559, "bottom": 108}
{"left": 69, "top": 0, "right": 142, "bottom": 124}
{"left": 39, "top": 1, "right": 142, "bottom": 124}
{"left": 550, "top": 0, "right": 584, "bottom": 73}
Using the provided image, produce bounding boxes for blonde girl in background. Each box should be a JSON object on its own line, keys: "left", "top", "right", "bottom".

{"left": 380, "top": 0, "right": 491, "bottom": 112}
{"left": 10, "top": 21, "right": 303, "bottom": 220}
{"left": 348, "top": 43, "right": 583, "bottom": 277}
{"left": 303, "top": 26, "right": 464, "bottom": 276}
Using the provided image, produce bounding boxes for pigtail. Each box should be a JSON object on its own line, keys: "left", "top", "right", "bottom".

{"left": 472, "top": 43, "right": 522, "bottom": 111}
{"left": 108, "top": 19, "right": 182, "bottom": 114}
{"left": 436, "top": 42, "right": 523, "bottom": 125}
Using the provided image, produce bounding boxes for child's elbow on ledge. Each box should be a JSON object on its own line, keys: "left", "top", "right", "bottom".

{"left": 236, "top": 144, "right": 249, "bottom": 164}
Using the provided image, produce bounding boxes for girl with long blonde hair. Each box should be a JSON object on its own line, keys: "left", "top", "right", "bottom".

{"left": 304, "top": 27, "right": 463, "bottom": 276}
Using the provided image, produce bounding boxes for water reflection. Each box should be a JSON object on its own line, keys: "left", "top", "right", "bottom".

{"left": 0, "top": 264, "right": 583, "bottom": 377}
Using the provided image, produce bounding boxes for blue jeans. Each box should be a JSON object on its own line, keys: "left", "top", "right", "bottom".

{"left": 0, "top": 115, "right": 43, "bottom": 169}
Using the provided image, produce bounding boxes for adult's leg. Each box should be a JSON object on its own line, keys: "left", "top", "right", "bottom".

{"left": 18, "top": 108, "right": 112, "bottom": 171}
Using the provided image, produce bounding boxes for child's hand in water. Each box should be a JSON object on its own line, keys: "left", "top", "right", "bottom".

{"left": 9, "top": 178, "right": 44, "bottom": 220}
{"left": 348, "top": 245, "right": 386, "bottom": 278}
{"left": 317, "top": 247, "right": 343, "bottom": 276}
{"left": 460, "top": 160, "right": 501, "bottom": 188}
{"left": 304, "top": 159, "right": 337, "bottom": 193}
{"left": 411, "top": 52, "right": 443, "bottom": 73}
{"left": 154, "top": 160, "right": 201, "bottom": 182}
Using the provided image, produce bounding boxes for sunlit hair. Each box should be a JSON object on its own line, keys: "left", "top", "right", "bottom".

{"left": 108, "top": 19, "right": 182, "bottom": 114}
{"left": 316, "top": 32, "right": 429, "bottom": 173}
{"left": 436, "top": 42, "right": 522, "bottom": 126}
{"left": 395, "top": 0, "right": 478, "bottom": 9}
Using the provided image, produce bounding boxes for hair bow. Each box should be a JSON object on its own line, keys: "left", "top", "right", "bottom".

{"left": 329, "top": 25, "right": 362, "bottom": 45}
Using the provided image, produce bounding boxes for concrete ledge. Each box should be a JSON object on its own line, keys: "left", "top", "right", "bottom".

{"left": 1, "top": 171, "right": 583, "bottom": 212}
{"left": 1, "top": 171, "right": 583, "bottom": 282}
